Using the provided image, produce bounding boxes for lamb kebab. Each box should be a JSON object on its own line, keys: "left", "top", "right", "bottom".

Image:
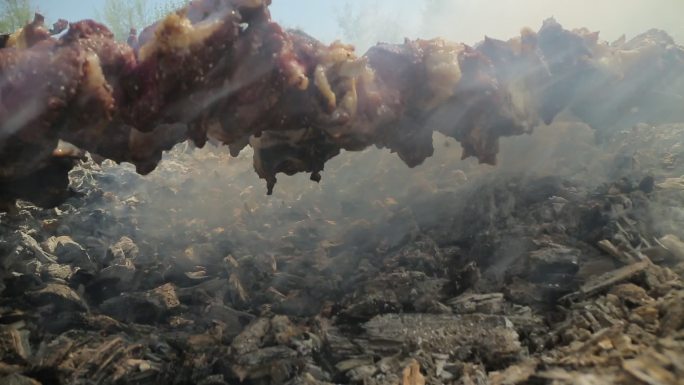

{"left": 0, "top": 0, "right": 682, "bottom": 205}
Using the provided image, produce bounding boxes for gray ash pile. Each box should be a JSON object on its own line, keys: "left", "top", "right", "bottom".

{"left": 1, "top": 120, "right": 684, "bottom": 385}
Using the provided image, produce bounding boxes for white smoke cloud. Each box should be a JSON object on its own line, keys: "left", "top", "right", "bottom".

{"left": 330, "top": 0, "right": 683, "bottom": 51}
{"left": 420, "top": 0, "right": 683, "bottom": 44}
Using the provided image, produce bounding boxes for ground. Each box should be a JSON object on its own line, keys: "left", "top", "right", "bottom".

{"left": 1, "top": 121, "right": 684, "bottom": 385}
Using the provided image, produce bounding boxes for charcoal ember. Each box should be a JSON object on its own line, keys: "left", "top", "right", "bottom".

{"left": 0, "top": 158, "right": 78, "bottom": 211}
{"left": 531, "top": 369, "right": 618, "bottom": 385}
{"left": 362, "top": 314, "right": 522, "bottom": 368}
{"left": 339, "top": 289, "right": 401, "bottom": 321}
{"left": 412, "top": 297, "right": 452, "bottom": 314}
{"left": 202, "top": 303, "right": 254, "bottom": 339}
{"left": 2, "top": 151, "right": 684, "bottom": 384}
{"left": 447, "top": 261, "right": 481, "bottom": 296}
{"left": 597, "top": 239, "right": 637, "bottom": 265}
{"left": 162, "top": 329, "right": 223, "bottom": 381}
{"left": 39, "top": 311, "right": 90, "bottom": 335}
{"left": 487, "top": 360, "right": 538, "bottom": 385}
{"left": 172, "top": 243, "right": 223, "bottom": 273}
{"left": 2, "top": 355, "right": 20, "bottom": 373}
{"left": 196, "top": 375, "right": 229, "bottom": 385}
{"left": 525, "top": 242, "right": 580, "bottom": 285}
{"left": 95, "top": 258, "right": 137, "bottom": 287}
{"left": 622, "top": 352, "right": 680, "bottom": 385}
{"left": 383, "top": 235, "right": 447, "bottom": 275}
{"left": 272, "top": 291, "right": 325, "bottom": 318}
{"left": 375, "top": 208, "right": 421, "bottom": 251}
{"left": 659, "top": 234, "right": 684, "bottom": 263}
{"left": 105, "top": 236, "right": 140, "bottom": 264}
{"left": 218, "top": 254, "right": 277, "bottom": 304}
{"left": 99, "top": 283, "right": 179, "bottom": 324}
{"left": 270, "top": 315, "right": 300, "bottom": 346}
{"left": 367, "top": 356, "right": 441, "bottom": 385}
{"left": 315, "top": 320, "right": 362, "bottom": 364}
{"left": 0, "top": 373, "right": 42, "bottom": 385}
{"left": 230, "top": 345, "right": 300, "bottom": 383}
{"left": 293, "top": 359, "right": 330, "bottom": 382}
{"left": 401, "top": 360, "right": 426, "bottom": 385}
{"left": 340, "top": 271, "right": 448, "bottom": 320}
{"left": 33, "top": 332, "right": 174, "bottom": 385}
{"left": 177, "top": 322, "right": 230, "bottom": 354}
{"left": 1, "top": 274, "right": 43, "bottom": 298}
{"left": 39, "top": 263, "right": 75, "bottom": 282}
{"left": 284, "top": 373, "right": 334, "bottom": 385}
{"left": 544, "top": 263, "right": 679, "bottom": 379}
{"left": 322, "top": 249, "right": 373, "bottom": 282}
{"left": 556, "top": 323, "right": 662, "bottom": 370}
{"left": 270, "top": 268, "right": 339, "bottom": 317}
{"left": 41, "top": 236, "right": 93, "bottom": 270}
{"left": 658, "top": 291, "right": 684, "bottom": 336}
{"left": 177, "top": 278, "right": 229, "bottom": 306}
{"left": 500, "top": 242, "right": 581, "bottom": 305}
{"left": 0, "top": 308, "right": 30, "bottom": 326}
{"left": 630, "top": 306, "right": 661, "bottom": 334}
{"left": 504, "top": 308, "right": 549, "bottom": 354}
{"left": 430, "top": 354, "right": 460, "bottom": 382}
{"left": 230, "top": 317, "right": 271, "bottom": 356}
{"left": 17, "top": 232, "right": 57, "bottom": 265}
{"left": 144, "top": 282, "right": 180, "bottom": 309}
{"left": 268, "top": 272, "right": 313, "bottom": 296}
{"left": 333, "top": 356, "right": 375, "bottom": 377}
{"left": 608, "top": 283, "right": 655, "bottom": 308}
{"left": 448, "top": 293, "right": 506, "bottom": 314}
{"left": 26, "top": 283, "right": 86, "bottom": 312}
{"left": 503, "top": 278, "right": 549, "bottom": 307}
{"left": 0, "top": 326, "right": 31, "bottom": 364}
{"left": 42, "top": 312, "right": 124, "bottom": 335}
{"left": 183, "top": 269, "right": 212, "bottom": 283}
{"left": 345, "top": 356, "right": 431, "bottom": 385}
{"left": 640, "top": 263, "right": 682, "bottom": 297}
{"left": 600, "top": 283, "right": 661, "bottom": 334}
{"left": 562, "top": 261, "right": 650, "bottom": 302}
{"left": 345, "top": 363, "right": 377, "bottom": 383}
{"left": 220, "top": 315, "right": 312, "bottom": 382}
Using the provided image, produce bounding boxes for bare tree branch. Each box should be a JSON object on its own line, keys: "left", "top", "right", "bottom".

{"left": 0, "top": 0, "right": 31, "bottom": 33}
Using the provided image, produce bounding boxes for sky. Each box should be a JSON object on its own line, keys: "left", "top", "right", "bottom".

{"left": 32, "top": 0, "right": 344, "bottom": 42}
{"left": 30, "top": 0, "right": 684, "bottom": 48}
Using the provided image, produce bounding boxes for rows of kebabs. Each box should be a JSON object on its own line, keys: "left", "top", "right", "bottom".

{"left": 1, "top": 0, "right": 683, "bottom": 206}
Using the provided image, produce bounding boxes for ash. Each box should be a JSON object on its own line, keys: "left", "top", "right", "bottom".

{"left": 1, "top": 122, "right": 684, "bottom": 385}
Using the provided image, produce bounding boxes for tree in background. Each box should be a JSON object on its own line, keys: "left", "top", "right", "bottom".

{"left": 98, "top": 0, "right": 188, "bottom": 41}
{"left": 151, "top": 0, "right": 188, "bottom": 21}
{"left": 98, "top": 0, "right": 146, "bottom": 41}
{"left": 0, "top": 0, "right": 31, "bottom": 33}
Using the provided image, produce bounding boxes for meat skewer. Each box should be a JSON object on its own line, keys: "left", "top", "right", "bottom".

{"left": 0, "top": 0, "right": 682, "bottom": 205}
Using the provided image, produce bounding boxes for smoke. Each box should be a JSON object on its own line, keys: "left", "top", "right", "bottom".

{"left": 47, "top": 1, "right": 683, "bottom": 291}
{"left": 73, "top": 120, "right": 612, "bottom": 277}
{"left": 328, "top": 0, "right": 682, "bottom": 52}
{"left": 417, "top": 0, "right": 683, "bottom": 44}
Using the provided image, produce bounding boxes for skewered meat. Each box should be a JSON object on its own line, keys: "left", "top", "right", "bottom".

{"left": 0, "top": 1, "right": 683, "bottom": 206}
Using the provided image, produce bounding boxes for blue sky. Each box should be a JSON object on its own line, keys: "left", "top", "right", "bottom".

{"left": 33, "top": 0, "right": 350, "bottom": 43}
{"left": 30, "top": 0, "right": 684, "bottom": 48}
